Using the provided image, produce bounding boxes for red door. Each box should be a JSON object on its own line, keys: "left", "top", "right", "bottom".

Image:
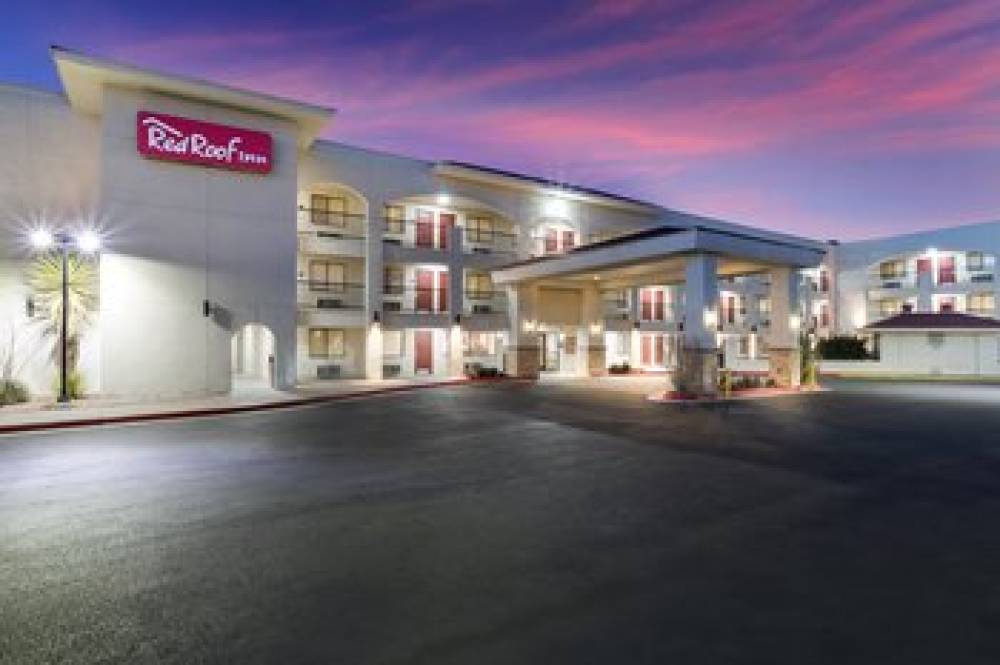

{"left": 654, "top": 290, "right": 665, "bottom": 321}
{"left": 544, "top": 229, "right": 558, "bottom": 254}
{"left": 938, "top": 256, "right": 955, "bottom": 284}
{"left": 916, "top": 257, "right": 931, "bottom": 275}
{"left": 416, "top": 269, "right": 434, "bottom": 312}
{"left": 641, "top": 289, "right": 653, "bottom": 320}
{"left": 416, "top": 210, "right": 434, "bottom": 248}
{"left": 414, "top": 330, "right": 433, "bottom": 373}
{"left": 438, "top": 213, "right": 455, "bottom": 250}
{"left": 437, "top": 270, "right": 449, "bottom": 313}
{"left": 562, "top": 230, "right": 575, "bottom": 251}
{"left": 640, "top": 335, "right": 652, "bottom": 366}
{"left": 654, "top": 335, "right": 664, "bottom": 366}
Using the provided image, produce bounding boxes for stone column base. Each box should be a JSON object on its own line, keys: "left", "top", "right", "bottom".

{"left": 505, "top": 344, "right": 541, "bottom": 379}
{"left": 675, "top": 347, "right": 719, "bottom": 396}
{"left": 768, "top": 346, "right": 801, "bottom": 388}
{"left": 587, "top": 345, "right": 606, "bottom": 377}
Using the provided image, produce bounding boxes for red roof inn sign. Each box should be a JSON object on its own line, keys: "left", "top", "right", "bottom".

{"left": 136, "top": 111, "right": 272, "bottom": 174}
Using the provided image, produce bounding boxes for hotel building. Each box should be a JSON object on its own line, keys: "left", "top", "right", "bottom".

{"left": 1, "top": 48, "right": 998, "bottom": 401}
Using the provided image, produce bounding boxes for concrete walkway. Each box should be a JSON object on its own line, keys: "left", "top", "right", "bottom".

{"left": 0, "top": 377, "right": 465, "bottom": 431}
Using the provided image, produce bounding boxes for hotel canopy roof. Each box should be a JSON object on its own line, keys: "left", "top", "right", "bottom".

{"left": 51, "top": 46, "right": 335, "bottom": 148}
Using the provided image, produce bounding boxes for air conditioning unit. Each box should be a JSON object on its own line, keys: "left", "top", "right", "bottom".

{"left": 472, "top": 304, "right": 493, "bottom": 314}
{"left": 383, "top": 301, "right": 402, "bottom": 312}
{"left": 317, "top": 298, "right": 344, "bottom": 309}
{"left": 971, "top": 273, "right": 994, "bottom": 283}
{"left": 383, "top": 237, "right": 402, "bottom": 245}
{"left": 317, "top": 365, "right": 341, "bottom": 380}
{"left": 317, "top": 231, "right": 346, "bottom": 239}
{"left": 383, "top": 364, "right": 401, "bottom": 378}
{"left": 473, "top": 247, "right": 492, "bottom": 254}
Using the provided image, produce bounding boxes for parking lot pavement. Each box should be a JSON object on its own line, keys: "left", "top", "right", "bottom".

{"left": 3, "top": 380, "right": 1000, "bottom": 664}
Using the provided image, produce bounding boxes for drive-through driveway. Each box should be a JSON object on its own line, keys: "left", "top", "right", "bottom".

{"left": 2, "top": 379, "right": 1000, "bottom": 664}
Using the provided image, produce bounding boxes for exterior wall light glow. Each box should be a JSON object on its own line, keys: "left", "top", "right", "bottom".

{"left": 542, "top": 197, "right": 568, "bottom": 218}
{"left": 703, "top": 308, "right": 718, "bottom": 329}
{"left": 77, "top": 230, "right": 102, "bottom": 253}
{"left": 789, "top": 314, "right": 802, "bottom": 331}
{"left": 436, "top": 193, "right": 451, "bottom": 206}
{"left": 30, "top": 228, "right": 54, "bottom": 249}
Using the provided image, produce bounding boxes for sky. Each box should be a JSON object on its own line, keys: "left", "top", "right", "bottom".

{"left": 1, "top": 0, "right": 999, "bottom": 240}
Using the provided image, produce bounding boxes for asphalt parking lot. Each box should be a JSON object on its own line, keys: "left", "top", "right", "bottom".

{"left": 3, "top": 378, "right": 1000, "bottom": 664}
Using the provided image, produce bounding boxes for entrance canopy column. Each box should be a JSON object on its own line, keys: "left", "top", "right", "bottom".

{"left": 505, "top": 282, "right": 540, "bottom": 378}
{"left": 675, "top": 253, "right": 719, "bottom": 395}
{"left": 768, "top": 266, "right": 802, "bottom": 388}
{"left": 577, "top": 284, "right": 605, "bottom": 377}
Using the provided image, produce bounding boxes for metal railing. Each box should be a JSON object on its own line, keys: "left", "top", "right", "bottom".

{"left": 382, "top": 284, "right": 450, "bottom": 314}
{"left": 464, "top": 290, "right": 507, "bottom": 315}
{"left": 462, "top": 228, "right": 519, "bottom": 254}
{"left": 382, "top": 218, "right": 451, "bottom": 251}
{"left": 297, "top": 281, "right": 366, "bottom": 310}
{"left": 298, "top": 207, "right": 367, "bottom": 238}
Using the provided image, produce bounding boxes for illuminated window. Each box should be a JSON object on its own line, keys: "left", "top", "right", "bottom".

{"left": 967, "top": 252, "right": 986, "bottom": 271}
{"left": 309, "top": 260, "right": 345, "bottom": 292}
{"left": 969, "top": 292, "right": 995, "bottom": 314}
{"left": 310, "top": 193, "right": 345, "bottom": 227}
{"left": 384, "top": 204, "right": 405, "bottom": 235}
{"left": 879, "top": 260, "right": 906, "bottom": 280}
{"left": 309, "top": 328, "right": 345, "bottom": 358}
{"left": 738, "top": 335, "right": 750, "bottom": 358}
{"left": 879, "top": 298, "right": 902, "bottom": 316}
{"left": 466, "top": 273, "right": 493, "bottom": 299}
{"left": 466, "top": 217, "right": 494, "bottom": 243}
{"left": 383, "top": 266, "right": 404, "bottom": 295}
{"left": 463, "top": 332, "right": 495, "bottom": 356}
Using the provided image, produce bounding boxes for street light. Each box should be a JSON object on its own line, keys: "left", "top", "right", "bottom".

{"left": 29, "top": 228, "right": 102, "bottom": 404}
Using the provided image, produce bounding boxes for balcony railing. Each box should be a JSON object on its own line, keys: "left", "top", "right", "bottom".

{"left": 298, "top": 207, "right": 367, "bottom": 238}
{"left": 383, "top": 218, "right": 453, "bottom": 251}
{"left": 297, "top": 281, "right": 366, "bottom": 310}
{"left": 462, "top": 228, "right": 519, "bottom": 255}
{"left": 382, "top": 284, "right": 450, "bottom": 314}
{"left": 464, "top": 289, "right": 507, "bottom": 315}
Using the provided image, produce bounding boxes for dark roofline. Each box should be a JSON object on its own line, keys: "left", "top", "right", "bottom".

{"left": 439, "top": 160, "right": 657, "bottom": 209}
{"left": 864, "top": 312, "right": 1000, "bottom": 330}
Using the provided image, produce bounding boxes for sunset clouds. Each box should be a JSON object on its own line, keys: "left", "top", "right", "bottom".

{"left": 5, "top": 0, "right": 999, "bottom": 238}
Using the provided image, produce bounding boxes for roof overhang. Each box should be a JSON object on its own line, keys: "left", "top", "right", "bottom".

{"left": 492, "top": 226, "right": 826, "bottom": 286}
{"left": 433, "top": 162, "right": 660, "bottom": 215}
{"left": 52, "top": 46, "right": 334, "bottom": 148}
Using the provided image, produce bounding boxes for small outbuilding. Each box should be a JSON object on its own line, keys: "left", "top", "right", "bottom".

{"left": 862, "top": 312, "right": 1000, "bottom": 377}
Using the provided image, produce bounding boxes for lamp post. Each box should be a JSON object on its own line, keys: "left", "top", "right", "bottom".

{"left": 29, "top": 228, "right": 101, "bottom": 404}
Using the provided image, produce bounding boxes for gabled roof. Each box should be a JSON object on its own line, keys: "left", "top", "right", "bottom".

{"left": 864, "top": 312, "right": 1000, "bottom": 331}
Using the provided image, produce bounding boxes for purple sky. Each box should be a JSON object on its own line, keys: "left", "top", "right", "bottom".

{"left": 3, "top": 1, "right": 999, "bottom": 240}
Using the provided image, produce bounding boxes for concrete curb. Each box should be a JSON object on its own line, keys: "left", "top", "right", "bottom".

{"left": 0, "top": 377, "right": 510, "bottom": 436}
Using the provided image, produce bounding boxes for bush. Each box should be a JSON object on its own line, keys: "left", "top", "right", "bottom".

{"left": 608, "top": 362, "right": 631, "bottom": 375}
{"left": 0, "top": 379, "right": 30, "bottom": 406}
{"left": 816, "top": 336, "right": 872, "bottom": 360}
{"left": 51, "top": 370, "right": 86, "bottom": 399}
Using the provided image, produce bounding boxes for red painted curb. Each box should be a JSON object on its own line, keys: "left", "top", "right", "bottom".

{"left": 0, "top": 377, "right": 514, "bottom": 436}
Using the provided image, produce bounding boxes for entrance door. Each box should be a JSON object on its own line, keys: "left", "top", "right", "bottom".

{"left": 415, "top": 269, "right": 434, "bottom": 312}
{"left": 416, "top": 210, "right": 434, "bottom": 248}
{"left": 438, "top": 213, "right": 455, "bottom": 250}
{"left": 540, "top": 333, "right": 560, "bottom": 371}
{"left": 414, "top": 330, "right": 433, "bottom": 374}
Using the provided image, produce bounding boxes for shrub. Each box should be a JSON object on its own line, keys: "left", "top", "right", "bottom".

{"left": 608, "top": 362, "right": 631, "bottom": 375}
{"left": 816, "top": 336, "right": 872, "bottom": 360}
{"left": 0, "top": 379, "right": 30, "bottom": 406}
{"left": 51, "top": 370, "right": 86, "bottom": 400}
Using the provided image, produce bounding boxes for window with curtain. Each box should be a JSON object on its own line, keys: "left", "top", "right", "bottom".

{"left": 309, "top": 328, "right": 345, "bottom": 358}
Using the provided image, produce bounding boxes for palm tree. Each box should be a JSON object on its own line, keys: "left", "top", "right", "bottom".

{"left": 25, "top": 254, "right": 98, "bottom": 394}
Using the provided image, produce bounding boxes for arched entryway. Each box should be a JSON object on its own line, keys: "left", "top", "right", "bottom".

{"left": 231, "top": 323, "right": 276, "bottom": 393}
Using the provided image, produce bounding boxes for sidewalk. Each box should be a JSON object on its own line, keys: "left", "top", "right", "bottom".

{"left": 0, "top": 377, "right": 469, "bottom": 434}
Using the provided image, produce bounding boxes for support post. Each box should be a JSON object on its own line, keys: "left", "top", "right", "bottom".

{"left": 767, "top": 266, "right": 802, "bottom": 388}
{"left": 577, "top": 284, "right": 605, "bottom": 376}
{"left": 365, "top": 197, "right": 385, "bottom": 380}
{"left": 504, "top": 282, "right": 540, "bottom": 378}
{"left": 674, "top": 254, "right": 719, "bottom": 396}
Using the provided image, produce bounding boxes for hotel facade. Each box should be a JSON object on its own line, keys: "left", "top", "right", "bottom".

{"left": 2, "top": 49, "right": 999, "bottom": 400}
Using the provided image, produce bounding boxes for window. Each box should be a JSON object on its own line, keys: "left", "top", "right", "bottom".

{"left": 967, "top": 252, "right": 986, "bottom": 271}
{"left": 758, "top": 296, "right": 772, "bottom": 321}
{"left": 544, "top": 229, "right": 558, "bottom": 254}
{"left": 383, "top": 330, "right": 403, "bottom": 356}
{"left": 463, "top": 332, "right": 495, "bottom": 356}
{"left": 640, "top": 288, "right": 666, "bottom": 321}
{"left": 969, "top": 292, "right": 995, "bottom": 314}
{"left": 309, "top": 261, "right": 345, "bottom": 292}
{"left": 383, "top": 266, "right": 404, "bottom": 295}
{"left": 738, "top": 335, "right": 750, "bottom": 358}
{"left": 384, "top": 204, "right": 405, "bottom": 235}
{"left": 820, "top": 303, "right": 830, "bottom": 327}
{"left": 640, "top": 334, "right": 666, "bottom": 366}
{"left": 310, "top": 194, "right": 345, "bottom": 226}
{"left": 539, "top": 225, "right": 576, "bottom": 255}
{"left": 819, "top": 270, "right": 830, "bottom": 293}
{"left": 879, "top": 298, "right": 902, "bottom": 316}
{"left": 466, "top": 217, "right": 494, "bottom": 243}
{"left": 937, "top": 297, "right": 956, "bottom": 313}
{"left": 880, "top": 260, "right": 906, "bottom": 280}
{"left": 308, "top": 328, "right": 345, "bottom": 358}
{"left": 415, "top": 209, "right": 435, "bottom": 248}
{"left": 466, "top": 273, "right": 493, "bottom": 299}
